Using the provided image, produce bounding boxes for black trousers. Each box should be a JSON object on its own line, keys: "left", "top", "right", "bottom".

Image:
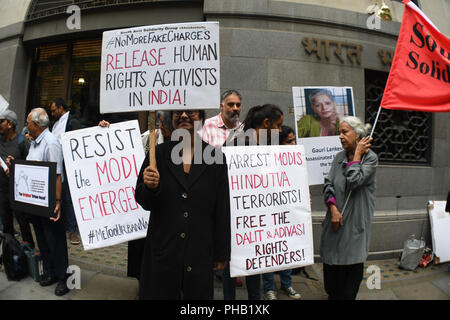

{"left": 323, "top": 263, "right": 364, "bottom": 300}
{"left": 29, "top": 215, "right": 69, "bottom": 281}
{"left": 0, "top": 192, "right": 34, "bottom": 246}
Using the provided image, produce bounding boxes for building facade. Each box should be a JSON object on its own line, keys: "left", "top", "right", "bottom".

{"left": 1, "top": 0, "right": 449, "bottom": 259}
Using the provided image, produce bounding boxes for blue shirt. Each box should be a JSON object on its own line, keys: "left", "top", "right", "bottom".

{"left": 26, "top": 128, "right": 63, "bottom": 175}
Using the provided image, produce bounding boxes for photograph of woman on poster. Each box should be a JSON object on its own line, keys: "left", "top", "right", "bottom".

{"left": 295, "top": 87, "right": 354, "bottom": 138}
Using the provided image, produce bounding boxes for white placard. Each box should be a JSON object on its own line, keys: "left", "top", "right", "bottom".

{"left": 292, "top": 86, "right": 355, "bottom": 185}
{"left": 61, "top": 120, "right": 150, "bottom": 250}
{"left": 0, "top": 156, "right": 8, "bottom": 171}
{"left": 14, "top": 164, "right": 49, "bottom": 207}
{"left": 428, "top": 201, "right": 450, "bottom": 263}
{"left": 298, "top": 136, "right": 343, "bottom": 185}
{"left": 222, "top": 145, "right": 314, "bottom": 277}
{"left": 100, "top": 21, "right": 220, "bottom": 113}
{"left": 0, "top": 95, "right": 9, "bottom": 113}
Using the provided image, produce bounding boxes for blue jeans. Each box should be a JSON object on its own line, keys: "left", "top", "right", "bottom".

{"left": 262, "top": 269, "right": 292, "bottom": 292}
{"left": 222, "top": 263, "right": 261, "bottom": 300}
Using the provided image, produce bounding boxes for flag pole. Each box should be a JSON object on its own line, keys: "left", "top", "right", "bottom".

{"left": 341, "top": 106, "right": 382, "bottom": 216}
{"left": 148, "top": 111, "right": 157, "bottom": 170}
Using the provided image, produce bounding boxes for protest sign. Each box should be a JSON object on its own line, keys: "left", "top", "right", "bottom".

{"left": 298, "top": 136, "right": 343, "bottom": 185}
{"left": 222, "top": 145, "right": 314, "bottom": 277}
{"left": 428, "top": 201, "right": 450, "bottom": 263}
{"left": 100, "top": 21, "right": 220, "bottom": 113}
{"left": 10, "top": 160, "right": 57, "bottom": 218}
{"left": 0, "top": 95, "right": 8, "bottom": 113}
{"left": 61, "top": 120, "right": 150, "bottom": 250}
{"left": 293, "top": 86, "right": 354, "bottom": 185}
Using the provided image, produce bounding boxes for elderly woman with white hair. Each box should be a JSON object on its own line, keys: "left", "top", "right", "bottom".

{"left": 319, "top": 116, "right": 378, "bottom": 300}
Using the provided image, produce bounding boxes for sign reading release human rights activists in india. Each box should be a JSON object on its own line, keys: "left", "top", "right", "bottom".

{"left": 100, "top": 22, "right": 220, "bottom": 112}
{"left": 222, "top": 145, "right": 314, "bottom": 277}
{"left": 61, "top": 120, "right": 150, "bottom": 250}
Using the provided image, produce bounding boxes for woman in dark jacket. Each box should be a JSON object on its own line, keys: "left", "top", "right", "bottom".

{"left": 135, "top": 110, "right": 230, "bottom": 300}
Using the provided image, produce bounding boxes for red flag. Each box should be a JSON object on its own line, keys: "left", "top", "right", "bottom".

{"left": 380, "top": 0, "right": 450, "bottom": 112}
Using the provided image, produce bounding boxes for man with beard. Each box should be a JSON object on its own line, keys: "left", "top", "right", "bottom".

{"left": 49, "top": 98, "right": 82, "bottom": 245}
{"left": 202, "top": 89, "right": 243, "bottom": 147}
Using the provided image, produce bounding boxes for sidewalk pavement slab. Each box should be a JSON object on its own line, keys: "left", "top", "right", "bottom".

{"left": 0, "top": 267, "right": 97, "bottom": 300}
{"left": 71, "top": 273, "right": 139, "bottom": 300}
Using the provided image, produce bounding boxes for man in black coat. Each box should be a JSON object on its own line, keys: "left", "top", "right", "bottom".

{"left": 135, "top": 110, "right": 230, "bottom": 300}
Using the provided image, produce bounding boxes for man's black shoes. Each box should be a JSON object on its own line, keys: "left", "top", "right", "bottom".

{"left": 55, "top": 280, "right": 70, "bottom": 296}
{"left": 39, "top": 275, "right": 58, "bottom": 287}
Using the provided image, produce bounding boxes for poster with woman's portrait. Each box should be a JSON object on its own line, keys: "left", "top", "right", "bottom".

{"left": 292, "top": 86, "right": 355, "bottom": 185}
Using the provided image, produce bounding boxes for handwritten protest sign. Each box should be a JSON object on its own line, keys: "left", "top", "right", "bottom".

{"left": 61, "top": 120, "right": 150, "bottom": 250}
{"left": 100, "top": 21, "right": 220, "bottom": 113}
{"left": 222, "top": 145, "right": 314, "bottom": 277}
{"left": 428, "top": 201, "right": 450, "bottom": 263}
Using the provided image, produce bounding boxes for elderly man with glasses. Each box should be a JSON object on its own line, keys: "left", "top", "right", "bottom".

{"left": 25, "top": 108, "right": 70, "bottom": 296}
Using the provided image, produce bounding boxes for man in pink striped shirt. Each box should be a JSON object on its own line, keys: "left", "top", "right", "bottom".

{"left": 202, "top": 90, "right": 243, "bottom": 147}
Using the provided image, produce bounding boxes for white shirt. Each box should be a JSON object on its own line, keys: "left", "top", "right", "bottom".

{"left": 27, "top": 128, "right": 63, "bottom": 175}
{"left": 52, "top": 111, "right": 70, "bottom": 143}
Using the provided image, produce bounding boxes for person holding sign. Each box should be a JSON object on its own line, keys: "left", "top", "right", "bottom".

{"left": 135, "top": 110, "right": 230, "bottom": 300}
{"left": 297, "top": 89, "right": 340, "bottom": 138}
{"left": 25, "top": 108, "right": 70, "bottom": 296}
{"left": 223, "top": 104, "right": 284, "bottom": 301}
{"left": 0, "top": 109, "right": 34, "bottom": 248}
{"left": 260, "top": 124, "right": 302, "bottom": 300}
{"left": 320, "top": 116, "right": 377, "bottom": 300}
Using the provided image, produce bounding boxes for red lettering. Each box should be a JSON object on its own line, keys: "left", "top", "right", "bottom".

{"left": 106, "top": 54, "right": 114, "bottom": 71}
{"left": 96, "top": 161, "right": 110, "bottom": 186}
{"left": 132, "top": 50, "right": 141, "bottom": 68}
{"left": 100, "top": 192, "right": 111, "bottom": 215}
{"left": 126, "top": 186, "right": 139, "bottom": 210}
{"left": 115, "top": 53, "right": 123, "bottom": 70}
{"left": 89, "top": 194, "right": 103, "bottom": 217}
{"left": 148, "top": 89, "right": 183, "bottom": 105}
{"left": 124, "top": 52, "right": 131, "bottom": 69}
{"left": 131, "top": 154, "right": 138, "bottom": 178}
{"left": 118, "top": 188, "right": 129, "bottom": 212}
{"left": 159, "top": 47, "right": 166, "bottom": 65}
{"left": 109, "top": 157, "right": 121, "bottom": 182}
{"left": 108, "top": 190, "right": 120, "bottom": 214}
{"left": 78, "top": 197, "right": 91, "bottom": 221}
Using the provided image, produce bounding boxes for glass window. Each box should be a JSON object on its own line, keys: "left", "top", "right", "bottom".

{"left": 29, "top": 39, "right": 139, "bottom": 128}
{"left": 30, "top": 43, "right": 67, "bottom": 110}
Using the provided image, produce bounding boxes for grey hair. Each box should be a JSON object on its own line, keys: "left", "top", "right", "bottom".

{"left": 29, "top": 108, "right": 49, "bottom": 128}
{"left": 156, "top": 110, "right": 173, "bottom": 131}
{"left": 341, "top": 116, "right": 372, "bottom": 138}
{"left": 309, "top": 89, "right": 335, "bottom": 104}
{"left": 221, "top": 89, "right": 242, "bottom": 103}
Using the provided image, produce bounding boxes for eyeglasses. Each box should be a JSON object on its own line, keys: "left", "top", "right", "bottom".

{"left": 227, "top": 102, "right": 241, "bottom": 108}
{"left": 173, "top": 110, "right": 200, "bottom": 118}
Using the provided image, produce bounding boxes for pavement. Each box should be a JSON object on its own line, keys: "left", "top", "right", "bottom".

{"left": 0, "top": 232, "right": 449, "bottom": 300}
